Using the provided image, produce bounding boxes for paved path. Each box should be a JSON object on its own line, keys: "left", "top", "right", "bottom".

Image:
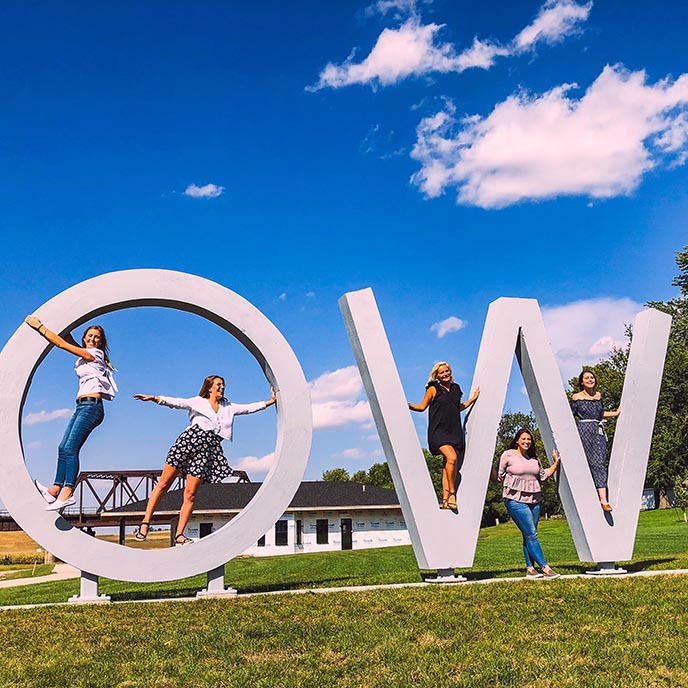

{"left": 0, "top": 563, "right": 80, "bottom": 589}
{"left": 1, "top": 566, "right": 687, "bottom": 611}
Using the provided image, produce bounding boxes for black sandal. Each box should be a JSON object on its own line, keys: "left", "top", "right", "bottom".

{"left": 174, "top": 533, "right": 193, "bottom": 546}
{"left": 135, "top": 522, "right": 150, "bottom": 541}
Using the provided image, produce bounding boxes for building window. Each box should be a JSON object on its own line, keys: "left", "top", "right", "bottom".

{"left": 316, "top": 519, "right": 329, "bottom": 544}
{"left": 257, "top": 535, "right": 266, "bottom": 547}
{"left": 296, "top": 519, "right": 302, "bottom": 546}
{"left": 275, "top": 520, "right": 288, "bottom": 546}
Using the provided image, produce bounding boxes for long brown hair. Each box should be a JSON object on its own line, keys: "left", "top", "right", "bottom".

{"left": 82, "top": 325, "right": 113, "bottom": 370}
{"left": 198, "top": 375, "right": 226, "bottom": 401}
{"left": 509, "top": 428, "right": 538, "bottom": 459}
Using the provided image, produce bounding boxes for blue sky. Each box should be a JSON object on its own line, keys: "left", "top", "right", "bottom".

{"left": 2, "top": 0, "right": 687, "bottom": 497}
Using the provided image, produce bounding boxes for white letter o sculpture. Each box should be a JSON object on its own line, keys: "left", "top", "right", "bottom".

{"left": 0, "top": 269, "right": 312, "bottom": 582}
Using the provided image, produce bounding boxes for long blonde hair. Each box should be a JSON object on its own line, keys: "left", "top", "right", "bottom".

{"left": 426, "top": 361, "right": 453, "bottom": 388}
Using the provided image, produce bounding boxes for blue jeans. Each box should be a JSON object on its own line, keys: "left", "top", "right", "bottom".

{"left": 505, "top": 498, "right": 547, "bottom": 568}
{"left": 54, "top": 400, "right": 104, "bottom": 488}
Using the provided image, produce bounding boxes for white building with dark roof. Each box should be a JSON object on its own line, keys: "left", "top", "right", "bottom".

{"left": 103, "top": 481, "right": 410, "bottom": 555}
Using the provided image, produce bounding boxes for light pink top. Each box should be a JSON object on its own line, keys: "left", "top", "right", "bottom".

{"left": 498, "top": 449, "right": 549, "bottom": 504}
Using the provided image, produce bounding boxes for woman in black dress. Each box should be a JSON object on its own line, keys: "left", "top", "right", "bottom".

{"left": 570, "top": 369, "right": 620, "bottom": 511}
{"left": 409, "top": 362, "right": 479, "bottom": 511}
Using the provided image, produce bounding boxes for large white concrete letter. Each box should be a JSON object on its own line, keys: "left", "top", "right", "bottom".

{"left": 0, "top": 269, "right": 312, "bottom": 583}
{"left": 340, "top": 289, "right": 670, "bottom": 569}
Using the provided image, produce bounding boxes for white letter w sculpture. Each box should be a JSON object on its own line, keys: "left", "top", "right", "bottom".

{"left": 339, "top": 289, "right": 670, "bottom": 572}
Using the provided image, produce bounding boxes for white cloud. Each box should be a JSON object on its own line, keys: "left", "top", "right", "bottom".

{"left": 24, "top": 408, "right": 72, "bottom": 425}
{"left": 411, "top": 65, "right": 688, "bottom": 208}
{"left": 183, "top": 183, "right": 225, "bottom": 199}
{"left": 26, "top": 441, "right": 42, "bottom": 449}
{"left": 365, "top": 0, "right": 423, "bottom": 20}
{"left": 309, "top": 20, "right": 459, "bottom": 90}
{"left": 541, "top": 297, "right": 643, "bottom": 383}
{"left": 278, "top": 292, "right": 287, "bottom": 301}
{"left": 309, "top": 0, "right": 590, "bottom": 90}
{"left": 234, "top": 452, "right": 274, "bottom": 476}
{"left": 308, "top": 366, "right": 373, "bottom": 430}
{"left": 430, "top": 315, "right": 467, "bottom": 338}
{"left": 514, "top": 0, "right": 592, "bottom": 51}
{"left": 306, "top": 291, "right": 316, "bottom": 298}
{"left": 334, "top": 448, "right": 365, "bottom": 459}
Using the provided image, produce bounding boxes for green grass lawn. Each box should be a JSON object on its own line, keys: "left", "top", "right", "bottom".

{"left": 1, "top": 508, "right": 687, "bottom": 607}
{"left": 0, "top": 564, "right": 54, "bottom": 581}
{"left": 1, "top": 509, "right": 687, "bottom": 687}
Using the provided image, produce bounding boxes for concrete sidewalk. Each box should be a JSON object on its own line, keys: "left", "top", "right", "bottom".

{"left": 0, "top": 563, "right": 80, "bottom": 589}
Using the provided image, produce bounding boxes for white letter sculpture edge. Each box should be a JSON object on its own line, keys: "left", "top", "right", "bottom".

{"left": 0, "top": 269, "right": 312, "bottom": 583}
{"left": 339, "top": 288, "right": 670, "bottom": 571}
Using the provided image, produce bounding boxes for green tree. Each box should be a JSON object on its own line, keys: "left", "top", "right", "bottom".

{"left": 365, "top": 462, "right": 394, "bottom": 490}
{"left": 321, "top": 468, "right": 350, "bottom": 482}
{"left": 645, "top": 246, "right": 688, "bottom": 505}
{"left": 674, "top": 473, "right": 688, "bottom": 523}
{"left": 351, "top": 470, "right": 368, "bottom": 484}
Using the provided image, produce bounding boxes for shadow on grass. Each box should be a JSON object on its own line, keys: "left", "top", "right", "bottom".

{"left": 623, "top": 557, "right": 679, "bottom": 573}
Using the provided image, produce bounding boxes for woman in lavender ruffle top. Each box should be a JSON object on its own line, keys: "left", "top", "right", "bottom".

{"left": 497, "top": 428, "right": 561, "bottom": 579}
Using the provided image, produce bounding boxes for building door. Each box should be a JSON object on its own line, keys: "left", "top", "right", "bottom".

{"left": 340, "top": 518, "right": 352, "bottom": 550}
{"left": 199, "top": 523, "right": 213, "bottom": 538}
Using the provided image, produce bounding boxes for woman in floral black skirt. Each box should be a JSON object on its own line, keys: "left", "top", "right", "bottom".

{"left": 133, "top": 375, "right": 275, "bottom": 545}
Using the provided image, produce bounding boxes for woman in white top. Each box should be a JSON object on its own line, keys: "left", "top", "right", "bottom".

{"left": 133, "top": 374, "right": 275, "bottom": 546}
{"left": 25, "top": 316, "right": 117, "bottom": 512}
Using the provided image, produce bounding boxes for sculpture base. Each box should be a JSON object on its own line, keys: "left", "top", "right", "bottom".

{"left": 68, "top": 593, "right": 111, "bottom": 605}
{"left": 585, "top": 562, "right": 628, "bottom": 576}
{"left": 196, "top": 564, "right": 237, "bottom": 598}
{"left": 196, "top": 587, "right": 238, "bottom": 599}
{"left": 425, "top": 568, "right": 467, "bottom": 584}
{"left": 68, "top": 571, "right": 111, "bottom": 604}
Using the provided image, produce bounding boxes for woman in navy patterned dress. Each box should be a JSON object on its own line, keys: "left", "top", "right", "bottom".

{"left": 409, "top": 362, "right": 479, "bottom": 512}
{"left": 570, "top": 370, "right": 620, "bottom": 511}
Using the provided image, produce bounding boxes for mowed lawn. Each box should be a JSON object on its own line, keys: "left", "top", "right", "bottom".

{"left": 0, "top": 509, "right": 687, "bottom": 687}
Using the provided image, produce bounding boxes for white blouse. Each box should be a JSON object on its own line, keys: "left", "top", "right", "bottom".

{"left": 75, "top": 348, "right": 118, "bottom": 400}
{"left": 157, "top": 395, "right": 267, "bottom": 440}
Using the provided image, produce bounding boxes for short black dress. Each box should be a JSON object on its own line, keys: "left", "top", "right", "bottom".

{"left": 570, "top": 397, "right": 607, "bottom": 489}
{"left": 427, "top": 380, "right": 464, "bottom": 457}
{"left": 165, "top": 424, "right": 233, "bottom": 484}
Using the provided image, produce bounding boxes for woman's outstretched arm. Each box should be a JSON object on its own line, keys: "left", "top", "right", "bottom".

{"left": 25, "top": 315, "right": 95, "bottom": 361}
{"left": 133, "top": 394, "right": 161, "bottom": 403}
{"left": 460, "top": 387, "right": 480, "bottom": 411}
{"left": 408, "top": 385, "right": 436, "bottom": 412}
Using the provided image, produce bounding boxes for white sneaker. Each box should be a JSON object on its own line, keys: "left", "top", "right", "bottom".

{"left": 35, "top": 479, "right": 57, "bottom": 504}
{"left": 45, "top": 496, "right": 76, "bottom": 511}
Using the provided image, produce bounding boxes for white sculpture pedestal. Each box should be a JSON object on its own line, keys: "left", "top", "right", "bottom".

{"left": 425, "top": 568, "right": 468, "bottom": 584}
{"left": 68, "top": 571, "right": 111, "bottom": 604}
{"left": 585, "top": 561, "right": 628, "bottom": 576}
{"left": 196, "top": 565, "right": 238, "bottom": 598}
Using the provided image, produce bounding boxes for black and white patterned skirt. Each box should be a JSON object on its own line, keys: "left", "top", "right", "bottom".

{"left": 165, "top": 424, "right": 233, "bottom": 483}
